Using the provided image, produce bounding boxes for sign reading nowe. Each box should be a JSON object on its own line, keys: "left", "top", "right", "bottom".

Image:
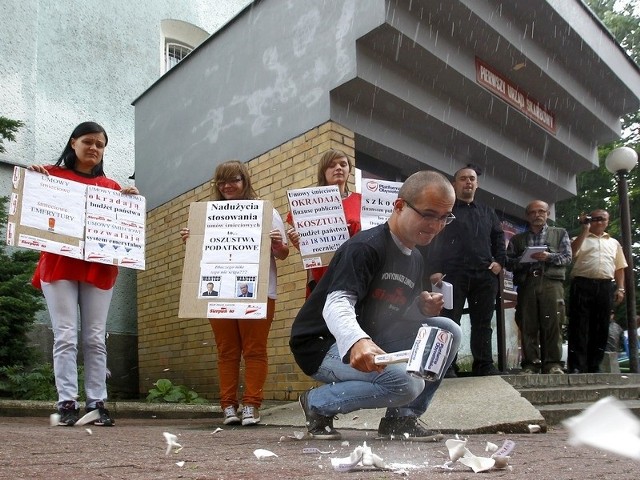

{"left": 360, "top": 178, "right": 402, "bottom": 231}
{"left": 179, "top": 200, "right": 272, "bottom": 320}
{"left": 286, "top": 185, "right": 349, "bottom": 270}
{"left": 6, "top": 167, "right": 146, "bottom": 269}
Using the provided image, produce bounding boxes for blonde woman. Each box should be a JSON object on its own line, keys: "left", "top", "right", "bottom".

{"left": 180, "top": 160, "right": 288, "bottom": 426}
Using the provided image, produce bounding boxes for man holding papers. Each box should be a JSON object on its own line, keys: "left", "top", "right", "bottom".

{"left": 290, "top": 171, "right": 461, "bottom": 441}
{"left": 506, "top": 200, "right": 572, "bottom": 374}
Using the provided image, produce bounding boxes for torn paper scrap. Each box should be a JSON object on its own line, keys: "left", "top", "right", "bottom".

{"left": 445, "top": 438, "right": 471, "bottom": 462}
{"left": 563, "top": 396, "right": 640, "bottom": 461}
{"left": 485, "top": 441, "right": 498, "bottom": 453}
{"left": 75, "top": 409, "right": 100, "bottom": 427}
{"left": 163, "top": 432, "right": 183, "bottom": 456}
{"left": 492, "top": 439, "right": 516, "bottom": 458}
{"left": 49, "top": 413, "right": 61, "bottom": 427}
{"left": 254, "top": 449, "right": 278, "bottom": 459}
{"left": 330, "top": 442, "right": 387, "bottom": 472}
{"left": 492, "top": 455, "right": 511, "bottom": 469}
{"left": 303, "top": 447, "right": 337, "bottom": 455}
{"left": 459, "top": 455, "right": 496, "bottom": 473}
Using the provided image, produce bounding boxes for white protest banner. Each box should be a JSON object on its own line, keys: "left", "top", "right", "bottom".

{"left": 201, "top": 201, "right": 263, "bottom": 265}
{"left": 6, "top": 167, "right": 146, "bottom": 269}
{"left": 360, "top": 178, "right": 402, "bottom": 230}
{"left": 287, "top": 185, "right": 349, "bottom": 269}
{"left": 16, "top": 169, "right": 87, "bottom": 256}
{"left": 84, "top": 186, "right": 146, "bottom": 269}
{"left": 179, "top": 200, "right": 272, "bottom": 320}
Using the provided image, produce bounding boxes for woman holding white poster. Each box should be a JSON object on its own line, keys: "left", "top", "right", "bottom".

{"left": 29, "top": 121, "right": 139, "bottom": 427}
{"left": 180, "top": 160, "right": 289, "bottom": 426}
{"left": 286, "top": 149, "right": 362, "bottom": 296}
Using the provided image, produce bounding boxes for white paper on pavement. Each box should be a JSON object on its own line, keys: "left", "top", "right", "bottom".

{"left": 330, "top": 442, "right": 387, "bottom": 472}
{"left": 563, "top": 396, "right": 640, "bottom": 461}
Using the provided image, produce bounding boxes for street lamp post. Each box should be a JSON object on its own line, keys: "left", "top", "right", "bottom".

{"left": 605, "top": 146, "right": 638, "bottom": 373}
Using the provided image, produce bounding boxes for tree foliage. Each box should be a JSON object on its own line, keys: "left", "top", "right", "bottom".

{"left": 556, "top": 0, "right": 639, "bottom": 313}
{"left": 0, "top": 197, "right": 44, "bottom": 366}
{"left": 1, "top": 115, "right": 45, "bottom": 367}
{"left": 0, "top": 116, "right": 24, "bottom": 154}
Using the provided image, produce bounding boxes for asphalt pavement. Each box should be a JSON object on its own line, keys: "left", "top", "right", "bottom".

{"left": 1, "top": 415, "right": 638, "bottom": 480}
{"left": 0, "top": 376, "right": 638, "bottom": 479}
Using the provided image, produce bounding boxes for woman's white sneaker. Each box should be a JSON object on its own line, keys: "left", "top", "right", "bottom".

{"left": 223, "top": 406, "right": 241, "bottom": 425}
{"left": 241, "top": 405, "right": 260, "bottom": 426}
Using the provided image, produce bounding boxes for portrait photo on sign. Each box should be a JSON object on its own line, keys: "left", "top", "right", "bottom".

{"left": 201, "top": 281, "right": 219, "bottom": 297}
{"left": 236, "top": 280, "right": 255, "bottom": 298}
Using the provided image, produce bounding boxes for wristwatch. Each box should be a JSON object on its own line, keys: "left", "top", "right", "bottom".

{"left": 618, "top": 288, "right": 625, "bottom": 293}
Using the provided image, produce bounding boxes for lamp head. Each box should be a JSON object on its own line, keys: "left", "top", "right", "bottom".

{"left": 605, "top": 146, "right": 638, "bottom": 174}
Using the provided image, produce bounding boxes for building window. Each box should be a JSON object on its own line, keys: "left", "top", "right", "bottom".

{"left": 165, "top": 41, "right": 193, "bottom": 71}
{"left": 161, "top": 19, "right": 209, "bottom": 75}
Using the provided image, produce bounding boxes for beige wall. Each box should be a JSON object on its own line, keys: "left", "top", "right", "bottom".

{"left": 137, "top": 121, "right": 355, "bottom": 402}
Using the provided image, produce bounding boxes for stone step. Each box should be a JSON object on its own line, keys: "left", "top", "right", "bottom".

{"left": 518, "top": 383, "right": 640, "bottom": 405}
{"left": 502, "top": 372, "right": 640, "bottom": 388}
{"left": 502, "top": 373, "right": 640, "bottom": 425}
{"left": 537, "top": 399, "right": 640, "bottom": 425}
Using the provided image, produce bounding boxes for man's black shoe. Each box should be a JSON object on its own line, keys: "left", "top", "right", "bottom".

{"left": 377, "top": 416, "right": 443, "bottom": 442}
{"left": 299, "top": 390, "right": 341, "bottom": 440}
{"left": 57, "top": 401, "right": 79, "bottom": 427}
{"left": 473, "top": 365, "right": 501, "bottom": 376}
{"left": 86, "top": 401, "right": 115, "bottom": 426}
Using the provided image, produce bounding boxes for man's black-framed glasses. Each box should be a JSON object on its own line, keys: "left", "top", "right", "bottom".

{"left": 403, "top": 200, "right": 455, "bottom": 225}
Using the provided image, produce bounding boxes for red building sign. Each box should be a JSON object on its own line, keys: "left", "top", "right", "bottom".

{"left": 476, "top": 58, "right": 556, "bottom": 134}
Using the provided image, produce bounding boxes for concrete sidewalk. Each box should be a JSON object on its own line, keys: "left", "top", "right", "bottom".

{"left": 0, "top": 376, "right": 545, "bottom": 434}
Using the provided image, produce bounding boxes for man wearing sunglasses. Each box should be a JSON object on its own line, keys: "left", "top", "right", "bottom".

{"left": 568, "top": 209, "right": 627, "bottom": 374}
{"left": 290, "top": 171, "right": 461, "bottom": 442}
{"left": 422, "top": 164, "right": 506, "bottom": 377}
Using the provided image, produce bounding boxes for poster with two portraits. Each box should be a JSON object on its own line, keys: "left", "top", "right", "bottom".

{"left": 179, "top": 178, "right": 402, "bottom": 320}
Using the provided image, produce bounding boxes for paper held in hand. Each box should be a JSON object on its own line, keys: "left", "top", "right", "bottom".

{"left": 520, "top": 246, "right": 547, "bottom": 263}
{"left": 374, "top": 326, "right": 454, "bottom": 381}
{"left": 431, "top": 280, "right": 453, "bottom": 310}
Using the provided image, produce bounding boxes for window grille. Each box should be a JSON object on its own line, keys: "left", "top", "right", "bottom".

{"left": 165, "top": 42, "right": 192, "bottom": 71}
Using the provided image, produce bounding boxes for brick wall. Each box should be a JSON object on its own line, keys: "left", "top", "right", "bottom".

{"left": 137, "top": 121, "right": 355, "bottom": 402}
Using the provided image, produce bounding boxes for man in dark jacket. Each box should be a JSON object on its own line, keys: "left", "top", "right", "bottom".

{"left": 422, "top": 165, "right": 506, "bottom": 376}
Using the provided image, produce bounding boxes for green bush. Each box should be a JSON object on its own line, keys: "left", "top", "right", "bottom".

{"left": 0, "top": 196, "right": 44, "bottom": 367}
{"left": 146, "top": 379, "right": 209, "bottom": 404}
{"left": 0, "top": 363, "right": 85, "bottom": 401}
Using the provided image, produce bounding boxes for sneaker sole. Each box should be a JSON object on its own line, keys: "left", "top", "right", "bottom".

{"left": 94, "top": 421, "right": 115, "bottom": 427}
{"left": 376, "top": 432, "right": 444, "bottom": 442}
{"left": 309, "top": 431, "right": 342, "bottom": 440}
{"left": 223, "top": 417, "right": 241, "bottom": 425}
{"left": 241, "top": 418, "right": 261, "bottom": 426}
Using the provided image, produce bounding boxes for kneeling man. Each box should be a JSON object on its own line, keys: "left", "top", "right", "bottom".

{"left": 290, "top": 171, "right": 461, "bottom": 441}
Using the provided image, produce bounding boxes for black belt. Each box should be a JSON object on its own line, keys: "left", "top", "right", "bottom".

{"left": 573, "top": 276, "right": 612, "bottom": 284}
